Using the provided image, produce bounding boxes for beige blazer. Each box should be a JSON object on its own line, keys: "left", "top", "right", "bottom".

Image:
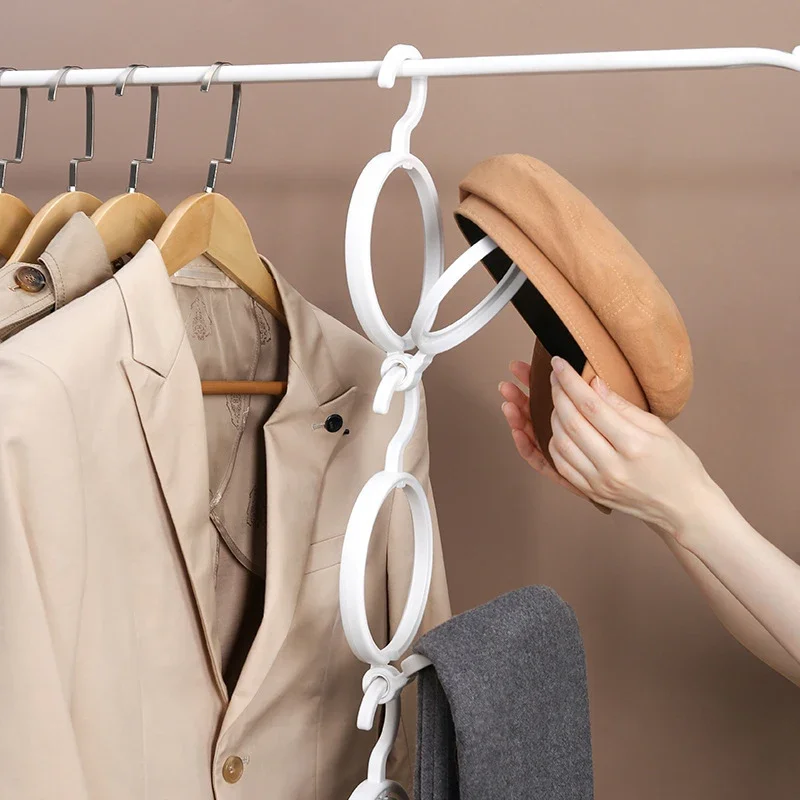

{"left": 0, "top": 241, "right": 450, "bottom": 799}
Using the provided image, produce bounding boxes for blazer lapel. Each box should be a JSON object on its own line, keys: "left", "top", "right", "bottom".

{"left": 116, "top": 242, "right": 226, "bottom": 699}
{"left": 221, "top": 265, "right": 359, "bottom": 733}
{"left": 116, "top": 247, "right": 362, "bottom": 721}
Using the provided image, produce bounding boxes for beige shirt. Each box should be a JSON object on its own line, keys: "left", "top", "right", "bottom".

{"left": 0, "top": 241, "right": 450, "bottom": 799}
{"left": 171, "top": 260, "right": 289, "bottom": 692}
{"left": 0, "top": 211, "right": 113, "bottom": 341}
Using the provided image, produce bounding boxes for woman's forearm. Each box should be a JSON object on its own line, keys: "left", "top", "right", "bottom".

{"left": 659, "top": 530, "right": 800, "bottom": 685}
{"left": 499, "top": 360, "right": 800, "bottom": 684}
{"left": 671, "top": 481, "right": 800, "bottom": 676}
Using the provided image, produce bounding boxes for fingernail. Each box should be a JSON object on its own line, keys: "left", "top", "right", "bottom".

{"left": 551, "top": 356, "right": 565, "bottom": 373}
{"left": 501, "top": 401, "right": 510, "bottom": 413}
{"left": 592, "top": 376, "right": 607, "bottom": 395}
{"left": 498, "top": 382, "right": 505, "bottom": 392}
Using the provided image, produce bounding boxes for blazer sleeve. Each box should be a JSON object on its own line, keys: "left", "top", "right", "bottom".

{"left": 385, "top": 383, "right": 451, "bottom": 788}
{"left": 0, "top": 351, "right": 90, "bottom": 798}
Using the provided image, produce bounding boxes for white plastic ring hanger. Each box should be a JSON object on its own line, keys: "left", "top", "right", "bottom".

{"left": 341, "top": 44, "right": 526, "bottom": 800}
{"left": 345, "top": 44, "right": 444, "bottom": 353}
{"left": 341, "top": 45, "right": 441, "bottom": 800}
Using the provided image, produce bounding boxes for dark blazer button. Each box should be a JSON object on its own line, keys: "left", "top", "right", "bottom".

{"left": 324, "top": 414, "right": 344, "bottom": 433}
{"left": 14, "top": 266, "right": 47, "bottom": 293}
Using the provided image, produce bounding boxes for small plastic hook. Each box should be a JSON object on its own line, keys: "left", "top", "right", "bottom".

{"left": 377, "top": 45, "right": 427, "bottom": 159}
{"left": 48, "top": 66, "right": 94, "bottom": 192}
{"left": 357, "top": 655, "right": 432, "bottom": 730}
{"left": 346, "top": 655, "right": 430, "bottom": 798}
{"left": 0, "top": 67, "right": 28, "bottom": 194}
{"left": 373, "top": 351, "right": 432, "bottom": 417}
{"left": 200, "top": 61, "right": 241, "bottom": 193}
{"left": 115, "top": 64, "right": 159, "bottom": 194}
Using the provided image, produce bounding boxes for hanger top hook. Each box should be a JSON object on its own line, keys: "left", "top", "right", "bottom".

{"left": 0, "top": 67, "right": 28, "bottom": 194}
{"left": 115, "top": 64, "right": 159, "bottom": 193}
{"left": 201, "top": 61, "right": 230, "bottom": 92}
{"left": 377, "top": 45, "right": 427, "bottom": 158}
{"left": 115, "top": 63, "right": 145, "bottom": 96}
{"left": 200, "top": 61, "right": 241, "bottom": 193}
{"left": 48, "top": 64, "right": 81, "bottom": 101}
{"left": 48, "top": 66, "right": 94, "bottom": 192}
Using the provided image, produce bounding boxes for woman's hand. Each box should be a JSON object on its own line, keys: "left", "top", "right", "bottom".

{"left": 500, "top": 356, "right": 716, "bottom": 536}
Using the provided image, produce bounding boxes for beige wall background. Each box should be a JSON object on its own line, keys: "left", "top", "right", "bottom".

{"left": 4, "top": 1, "right": 800, "bottom": 797}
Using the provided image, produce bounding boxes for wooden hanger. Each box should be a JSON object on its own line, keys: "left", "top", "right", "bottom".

{"left": 91, "top": 67, "right": 166, "bottom": 261}
{"left": 156, "top": 192, "right": 285, "bottom": 321}
{"left": 11, "top": 191, "right": 102, "bottom": 263}
{"left": 0, "top": 72, "right": 34, "bottom": 258}
{"left": 93, "top": 192, "right": 165, "bottom": 262}
{"left": 0, "top": 193, "right": 33, "bottom": 260}
{"left": 10, "top": 68, "right": 102, "bottom": 263}
{"left": 154, "top": 65, "right": 286, "bottom": 397}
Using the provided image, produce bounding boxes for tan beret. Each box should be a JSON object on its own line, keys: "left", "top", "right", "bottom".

{"left": 454, "top": 154, "right": 693, "bottom": 467}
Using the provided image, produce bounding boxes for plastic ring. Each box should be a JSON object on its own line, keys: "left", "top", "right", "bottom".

{"left": 410, "top": 235, "right": 528, "bottom": 355}
{"left": 345, "top": 150, "right": 444, "bottom": 352}
{"left": 340, "top": 470, "right": 433, "bottom": 665}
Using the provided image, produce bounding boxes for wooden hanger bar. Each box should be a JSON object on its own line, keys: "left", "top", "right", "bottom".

{"left": 201, "top": 380, "right": 287, "bottom": 396}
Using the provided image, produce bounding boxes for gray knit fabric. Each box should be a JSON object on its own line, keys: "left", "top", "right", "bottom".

{"left": 413, "top": 586, "right": 594, "bottom": 800}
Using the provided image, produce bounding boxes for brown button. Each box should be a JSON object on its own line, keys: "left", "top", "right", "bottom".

{"left": 13, "top": 265, "right": 47, "bottom": 294}
{"left": 222, "top": 755, "right": 244, "bottom": 784}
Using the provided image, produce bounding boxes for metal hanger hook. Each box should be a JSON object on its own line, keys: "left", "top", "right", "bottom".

{"left": 0, "top": 67, "right": 28, "bottom": 194}
{"left": 48, "top": 66, "right": 94, "bottom": 192}
{"left": 377, "top": 45, "right": 427, "bottom": 158}
{"left": 116, "top": 64, "right": 159, "bottom": 193}
{"left": 200, "top": 61, "right": 241, "bottom": 193}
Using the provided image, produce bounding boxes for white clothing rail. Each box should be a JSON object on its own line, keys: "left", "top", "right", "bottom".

{"left": 1, "top": 47, "right": 800, "bottom": 89}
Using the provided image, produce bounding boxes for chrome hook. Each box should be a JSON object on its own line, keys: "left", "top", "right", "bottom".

{"left": 0, "top": 67, "right": 28, "bottom": 194}
{"left": 377, "top": 45, "right": 427, "bottom": 158}
{"left": 48, "top": 66, "right": 94, "bottom": 192}
{"left": 115, "top": 64, "right": 159, "bottom": 193}
{"left": 200, "top": 61, "right": 241, "bottom": 193}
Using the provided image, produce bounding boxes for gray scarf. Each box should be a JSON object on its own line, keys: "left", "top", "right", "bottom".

{"left": 413, "top": 586, "right": 594, "bottom": 800}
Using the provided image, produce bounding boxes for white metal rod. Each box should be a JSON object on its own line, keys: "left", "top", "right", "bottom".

{"left": 0, "top": 47, "right": 799, "bottom": 89}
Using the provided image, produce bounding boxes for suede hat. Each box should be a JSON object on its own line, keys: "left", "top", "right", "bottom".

{"left": 455, "top": 154, "right": 693, "bottom": 466}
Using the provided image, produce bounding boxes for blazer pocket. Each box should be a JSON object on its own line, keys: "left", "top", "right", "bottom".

{"left": 305, "top": 534, "right": 345, "bottom": 574}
